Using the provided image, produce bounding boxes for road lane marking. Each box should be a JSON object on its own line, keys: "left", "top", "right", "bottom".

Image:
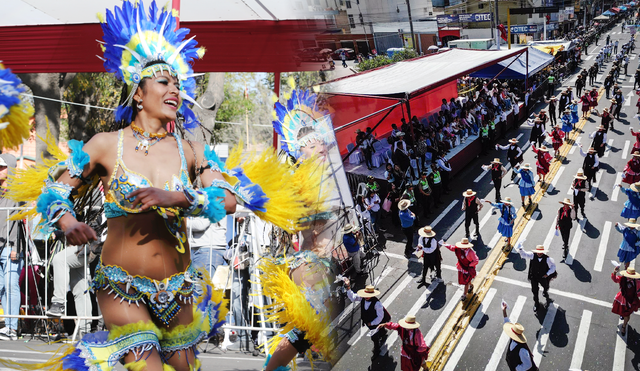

{"left": 533, "top": 302, "right": 559, "bottom": 366}
{"left": 479, "top": 206, "right": 495, "bottom": 230}
{"left": 474, "top": 169, "right": 488, "bottom": 183}
{"left": 604, "top": 139, "right": 614, "bottom": 157}
{"left": 543, "top": 216, "right": 559, "bottom": 248}
{"left": 381, "top": 280, "right": 441, "bottom": 355}
{"left": 594, "top": 221, "right": 613, "bottom": 272}
{"left": 612, "top": 173, "right": 623, "bottom": 201}
{"left": 569, "top": 309, "right": 592, "bottom": 370}
{"left": 424, "top": 288, "right": 464, "bottom": 346}
{"left": 622, "top": 140, "right": 630, "bottom": 159}
{"left": 590, "top": 171, "right": 601, "bottom": 199}
{"left": 443, "top": 213, "right": 466, "bottom": 241}
{"left": 613, "top": 319, "right": 627, "bottom": 371}
{"left": 443, "top": 288, "right": 497, "bottom": 371}
{"left": 566, "top": 218, "right": 587, "bottom": 265}
{"left": 484, "top": 295, "right": 527, "bottom": 371}
{"left": 331, "top": 266, "right": 393, "bottom": 328}
{"left": 516, "top": 133, "right": 524, "bottom": 140}
{"left": 347, "top": 274, "right": 413, "bottom": 346}
{"left": 431, "top": 200, "right": 459, "bottom": 228}
{"left": 547, "top": 166, "right": 565, "bottom": 192}
{"left": 514, "top": 211, "right": 541, "bottom": 247}
{"left": 569, "top": 137, "right": 581, "bottom": 155}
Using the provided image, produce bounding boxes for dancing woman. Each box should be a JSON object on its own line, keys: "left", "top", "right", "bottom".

{"left": 617, "top": 182, "right": 640, "bottom": 220}
{"left": 622, "top": 151, "right": 640, "bottom": 185}
{"left": 485, "top": 197, "right": 517, "bottom": 246}
{"left": 614, "top": 220, "right": 640, "bottom": 269}
{"left": 611, "top": 266, "right": 640, "bottom": 336}
{"left": 531, "top": 144, "right": 552, "bottom": 184}
{"left": 547, "top": 124, "right": 565, "bottom": 158}
{"left": 513, "top": 163, "right": 536, "bottom": 209}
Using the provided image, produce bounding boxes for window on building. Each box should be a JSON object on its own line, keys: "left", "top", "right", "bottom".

{"left": 346, "top": 0, "right": 352, "bottom": 8}
{"left": 348, "top": 14, "right": 356, "bottom": 28}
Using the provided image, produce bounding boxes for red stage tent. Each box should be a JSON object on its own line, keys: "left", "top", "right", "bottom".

{"left": 319, "top": 48, "right": 527, "bottom": 157}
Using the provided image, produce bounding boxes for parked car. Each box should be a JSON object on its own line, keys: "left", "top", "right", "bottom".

{"left": 332, "top": 48, "right": 356, "bottom": 60}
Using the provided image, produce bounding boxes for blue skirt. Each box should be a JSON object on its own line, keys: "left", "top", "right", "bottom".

{"left": 570, "top": 111, "right": 579, "bottom": 124}
{"left": 498, "top": 220, "right": 514, "bottom": 237}
{"left": 561, "top": 122, "right": 573, "bottom": 133}
{"left": 520, "top": 185, "right": 535, "bottom": 197}
{"left": 618, "top": 248, "right": 639, "bottom": 264}
{"left": 621, "top": 204, "right": 640, "bottom": 219}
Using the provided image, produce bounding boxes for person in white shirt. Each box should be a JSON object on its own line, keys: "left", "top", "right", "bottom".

{"left": 501, "top": 301, "right": 538, "bottom": 371}
{"left": 515, "top": 241, "right": 557, "bottom": 312}
{"left": 393, "top": 132, "right": 409, "bottom": 155}
{"left": 344, "top": 280, "right": 390, "bottom": 360}
{"left": 415, "top": 226, "right": 443, "bottom": 287}
{"left": 364, "top": 190, "right": 381, "bottom": 233}
{"left": 188, "top": 216, "right": 228, "bottom": 276}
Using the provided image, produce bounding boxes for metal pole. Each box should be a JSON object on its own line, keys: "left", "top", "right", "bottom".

{"left": 406, "top": 0, "right": 416, "bottom": 51}
{"left": 508, "top": 11, "right": 512, "bottom": 49}
{"left": 495, "top": 0, "right": 501, "bottom": 49}
{"left": 544, "top": 15, "right": 547, "bottom": 40}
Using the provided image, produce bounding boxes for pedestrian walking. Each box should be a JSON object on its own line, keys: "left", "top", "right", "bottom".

{"left": 429, "top": 162, "right": 444, "bottom": 206}
{"left": 622, "top": 151, "right": 640, "bottom": 184}
{"left": 546, "top": 97, "right": 557, "bottom": 125}
{"left": 634, "top": 69, "right": 640, "bottom": 90}
{"left": 589, "top": 125, "right": 607, "bottom": 158}
{"left": 462, "top": 189, "right": 483, "bottom": 239}
{"left": 344, "top": 282, "right": 391, "bottom": 360}
{"left": 443, "top": 238, "right": 479, "bottom": 302}
{"left": 415, "top": 226, "right": 443, "bottom": 287}
{"left": 364, "top": 189, "right": 381, "bottom": 233}
{"left": 513, "top": 163, "right": 536, "bottom": 209}
{"left": 611, "top": 98, "right": 622, "bottom": 121}
{"left": 614, "top": 219, "right": 640, "bottom": 269}
{"left": 611, "top": 266, "right": 640, "bottom": 336}
{"left": 527, "top": 118, "right": 546, "bottom": 148}
{"left": 515, "top": 242, "right": 557, "bottom": 312}
{"left": 378, "top": 316, "right": 429, "bottom": 371}
{"left": 496, "top": 138, "right": 523, "bottom": 183}
{"left": 601, "top": 107, "right": 613, "bottom": 131}
{"left": 556, "top": 198, "right": 577, "bottom": 259}
{"left": 501, "top": 301, "right": 539, "bottom": 371}
{"left": 604, "top": 74, "right": 614, "bottom": 99}
{"left": 579, "top": 145, "right": 600, "bottom": 189}
{"left": 531, "top": 144, "right": 552, "bottom": 184}
{"left": 399, "top": 199, "right": 416, "bottom": 258}
{"left": 571, "top": 170, "right": 589, "bottom": 218}
{"left": 481, "top": 158, "right": 507, "bottom": 202}
{"left": 615, "top": 40, "right": 619, "bottom": 54}
{"left": 547, "top": 124, "right": 565, "bottom": 158}
{"left": 486, "top": 197, "right": 517, "bottom": 246}
{"left": 558, "top": 91, "right": 570, "bottom": 117}
{"left": 618, "top": 182, "right": 640, "bottom": 220}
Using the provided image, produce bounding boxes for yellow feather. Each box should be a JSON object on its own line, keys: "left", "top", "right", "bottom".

{"left": 0, "top": 103, "right": 33, "bottom": 150}
{"left": 108, "top": 321, "right": 162, "bottom": 342}
{"left": 124, "top": 359, "right": 148, "bottom": 371}
{"left": 0, "top": 342, "right": 76, "bottom": 370}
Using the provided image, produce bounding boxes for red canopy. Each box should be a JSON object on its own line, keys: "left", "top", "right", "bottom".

{"left": 611, "top": 7, "right": 621, "bottom": 12}
{"left": 0, "top": 20, "right": 324, "bottom": 73}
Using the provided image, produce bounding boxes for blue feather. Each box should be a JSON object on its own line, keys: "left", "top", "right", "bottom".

{"left": 67, "top": 140, "right": 90, "bottom": 178}
{"left": 36, "top": 191, "right": 68, "bottom": 216}
{"left": 229, "top": 168, "right": 268, "bottom": 213}
{"left": 115, "top": 105, "right": 133, "bottom": 123}
{"left": 204, "top": 146, "right": 226, "bottom": 172}
{"left": 180, "top": 106, "right": 200, "bottom": 133}
{"left": 62, "top": 348, "right": 91, "bottom": 371}
{"left": 202, "top": 186, "right": 226, "bottom": 223}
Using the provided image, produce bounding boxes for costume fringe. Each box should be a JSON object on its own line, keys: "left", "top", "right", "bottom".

{"left": 257, "top": 258, "right": 335, "bottom": 368}
{"left": 224, "top": 142, "right": 327, "bottom": 233}
{"left": 195, "top": 267, "right": 229, "bottom": 336}
{"left": 109, "top": 320, "right": 163, "bottom": 341}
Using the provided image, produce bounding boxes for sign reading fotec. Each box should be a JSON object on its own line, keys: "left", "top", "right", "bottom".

{"left": 510, "top": 24, "right": 538, "bottom": 33}
{"left": 437, "top": 13, "right": 492, "bottom": 23}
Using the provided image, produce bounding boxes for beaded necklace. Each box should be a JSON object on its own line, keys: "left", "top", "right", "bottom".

{"left": 131, "top": 122, "right": 168, "bottom": 155}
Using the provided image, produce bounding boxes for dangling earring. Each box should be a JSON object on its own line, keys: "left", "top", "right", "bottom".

{"left": 137, "top": 99, "right": 143, "bottom": 110}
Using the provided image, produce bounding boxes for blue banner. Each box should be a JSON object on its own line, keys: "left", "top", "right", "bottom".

{"left": 510, "top": 24, "right": 538, "bottom": 33}
{"left": 437, "top": 13, "right": 492, "bottom": 24}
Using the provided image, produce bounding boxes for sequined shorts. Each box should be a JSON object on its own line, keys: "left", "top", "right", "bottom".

{"left": 91, "top": 259, "right": 202, "bottom": 326}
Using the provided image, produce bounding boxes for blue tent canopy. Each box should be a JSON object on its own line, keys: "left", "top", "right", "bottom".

{"left": 620, "top": 5, "right": 628, "bottom": 10}
{"left": 469, "top": 47, "right": 554, "bottom": 79}
{"left": 603, "top": 10, "right": 615, "bottom": 15}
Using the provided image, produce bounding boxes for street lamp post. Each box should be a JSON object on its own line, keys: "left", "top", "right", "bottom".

{"left": 406, "top": 0, "right": 417, "bottom": 53}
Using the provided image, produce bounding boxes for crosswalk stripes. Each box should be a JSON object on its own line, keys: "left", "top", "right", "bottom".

{"left": 546, "top": 166, "right": 565, "bottom": 193}
{"left": 569, "top": 137, "right": 581, "bottom": 155}
{"left": 594, "top": 221, "right": 612, "bottom": 272}
{"left": 604, "top": 139, "right": 614, "bottom": 158}
{"left": 590, "top": 171, "right": 601, "bottom": 200}
{"left": 474, "top": 168, "right": 488, "bottom": 183}
{"left": 381, "top": 281, "right": 441, "bottom": 356}
{"left": 443, "top": 288, "right": 498, "bottom": 371}
{"left": 597, "top": 73, "right": 606, "bottom": 83}
{"left": 622, "top": 140, "right": 630, "bottom": 159}
{"left": 515, "top": 211, "right": 541, "bottom": 247}
{"left": 484, "top": 295, "right": 527, "bottom": 371}
{"left": 569, "top": 310, "right": 593, "bottom": 370}
{"left": 612, "top": 173, "right": 623, "bottom": 201}
{"left": 532, "top": 302, "right": 559, "bottom": 366}
{"left": 542, "top": 216, "right": 558, "bottom": 248}
{"left": 431, "top": 200, "right": 459, "bottom": 228}
{"left": 584, "top": 55, "right": 593, "bottom": 61}
{"left": 479, "top": 207, "right": 495, "bottom": 230}
{"left": 566, "top": 218, "right": 588, "bottom": 266}
{"left": 424, "top": 288, "right": 464, "bottom": 346}
{"left": 347, "top": 274, "right": 413, "bottom": 346}
{"left": 613, "top": 319, "right": 627, "bottom": 371}
{"left": 331, "top": 266, "right": 393, "bottom": 328}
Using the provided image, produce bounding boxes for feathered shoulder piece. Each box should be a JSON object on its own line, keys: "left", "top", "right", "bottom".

{"left": 97, "top": 0, "right": 204, "bottom": 131}
{"left": 272, "top": 81, "right": 336, "bottom": 159}
{"left": 0, "top": 63, "right": 33, "bottom": 149}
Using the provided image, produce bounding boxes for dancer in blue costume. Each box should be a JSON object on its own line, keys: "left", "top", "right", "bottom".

{"left": 513, "top": 163, "right": 536, "bottom": 209}
{"left": 561, "top": 109, "right": 573, "bottom": 135}
{"left": 615, "top": 219, "right": 640, "bottom": 269}
{"left": 618, "top": 182, "right": 640, "bottom": 220}
{"left": 485, "top": 197, "right": 517, "bottom": 246}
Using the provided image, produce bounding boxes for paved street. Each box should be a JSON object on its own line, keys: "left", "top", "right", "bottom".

{"left": 332, "top": 26, "right": 640, "bottom": 371}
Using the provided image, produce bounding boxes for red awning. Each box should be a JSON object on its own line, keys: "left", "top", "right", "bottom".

{"left": 611, "top": 7, "right": 621, "bottom": 12}
{"left": 439, "top": 29, "right": 461, "bottom": 38}
{"left": 0, "top": 20, "right": 324, "bottom": 73}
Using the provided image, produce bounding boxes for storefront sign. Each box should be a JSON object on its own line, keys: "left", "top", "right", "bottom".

{"left": 547, "top": 22, "right": 558, "bottom": 30}
{"left": 437, "top": 13, "right": 492, "bottom": 24}
{"left": 510, "top": 24, "right": 538, "bottom": 33}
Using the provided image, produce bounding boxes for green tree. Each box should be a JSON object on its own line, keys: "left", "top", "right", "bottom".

{"left": 357, "top": 49, "right": 420, "bottom": 72}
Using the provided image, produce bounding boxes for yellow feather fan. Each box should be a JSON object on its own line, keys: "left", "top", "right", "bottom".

{"left": 0, "top": 104, "right": 33, "bottom": 150}
{"left": 257, "top": 257, "right": 335, "bottom": 369}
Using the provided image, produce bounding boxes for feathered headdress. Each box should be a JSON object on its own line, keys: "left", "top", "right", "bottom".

{"left": 272, "top": 85, "right": 336, "bottom": 159}
{"left": 97, "top": 0, "right": 204, "bottom": 131}
{"left": 0, "top": 63, "right": 33, "bottom": 149}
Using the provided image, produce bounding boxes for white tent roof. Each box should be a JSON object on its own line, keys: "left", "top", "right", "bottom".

{"left": 321, "top": 48, "right": 524, "bottom": 98}
{"left": 2, "top": 0, "right": 305, "bottom": 26}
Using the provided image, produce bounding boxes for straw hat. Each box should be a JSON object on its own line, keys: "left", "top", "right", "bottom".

{"left": 540, "top": 109, "right": 546, "bottom": 113}
{"left": 598, "top": 125, "right": 605, "bottom": 130}
{"left": 559, "top": 198, "right": 573, "bottom": 206}
{"left": 398, "top": 315, "right": 421, "bottom": 329}
{"left": 491, "top": 158, "right": 502, "bottom": 164}
{"left": 418, "top": 226, "right": 436, "bottom": 238}
{"left": 462, "top": 189, "right": 477, "bottom": 197}
{"left": 399, "top": 199, "right": 411, "bottom": 210}
{"left": 632, "top": 150, "right": 640, "bottom": 158}
{"left": 603, "top": 107, "right": 609, "bottom": 112}
{"left": 549, "top": 96, "right": 557, "bottom": 101}
{"left": 343, "top": 224, "right": 360, "bottom": 234}
{"left": 357, "top": 285, "right": 381, "bottom": 298}
{"left": 397, "top": 131, "right": 406, "bottom": 136}
{"left": 503, "top": 322, "right": 527, "bottom": 343}
{"left": 588, "top": 147, "right": 596, "bottom": 153}
{"left": 532, "top": 245, "right": 549, "bottom": 254}
{"left": 624, "top": 218, "right": 640, "bottom": 228}
{"left": 521, "top": 163, "right": 532, "bottom": 170}
{"left": 621, "top": 268, "right": 640, "bottom": 279}
{"left": 631, "top": 182, "right": 640, "bottom": 192}
{"left": 537, "top": 145, "right": 549, "bottom": 152}
{"left": 502, "top": 197, "right": 513, "bottom": 204}
{"left": 455, "top": 237, "right": 474, "bottom": 249}
{"left": 611, "top": 98, "right": 618, "bottom": 103}
{"left": 564, "top": 109, "right": 571, "bottom": 113}
{"left": 509, "top": 138, "right": 518, "bottom": 144}
{"left": 574, "top": 170, "right": 587, "bottom": 180}
{"left": 534, "top": 117, "right": 542, "bottom": 123}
